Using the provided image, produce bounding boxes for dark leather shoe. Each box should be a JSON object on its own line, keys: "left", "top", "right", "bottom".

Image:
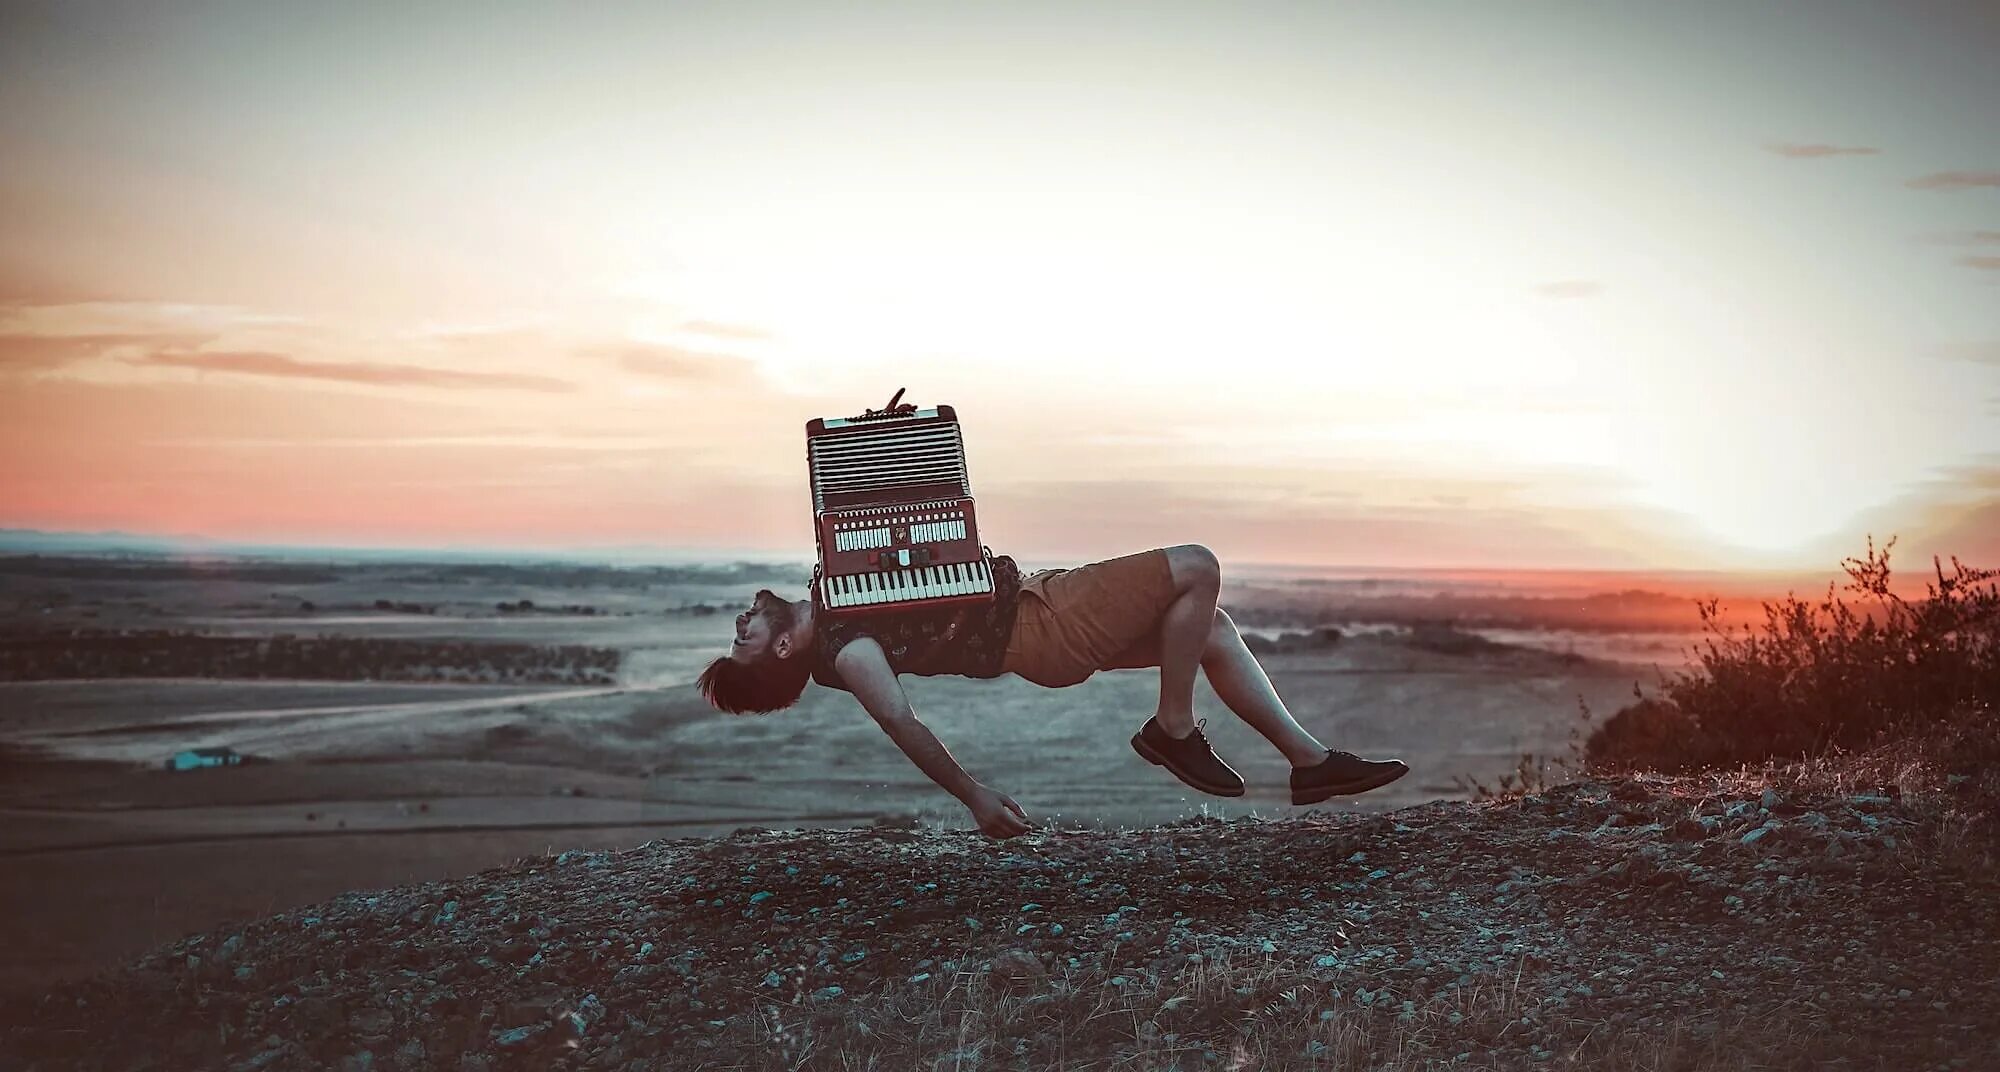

{"left": 1131, "top": 717, "right": 1245, "bottom": 797}
{"left": 1291, "top": 749, "right": 1409, "bottom": 804}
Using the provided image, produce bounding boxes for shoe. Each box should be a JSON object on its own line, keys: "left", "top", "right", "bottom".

{"left": 1131, "top": 716, "right": 1245, "bottom": 798}
{"left": 1291, "top": 749, "right": 1409, "bottom": 805}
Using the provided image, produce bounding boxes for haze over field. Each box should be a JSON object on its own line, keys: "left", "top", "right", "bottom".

{"left": 2, "top": 1, "right": 1998, "bottom": 571}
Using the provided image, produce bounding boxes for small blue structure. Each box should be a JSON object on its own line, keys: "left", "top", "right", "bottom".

{"left": 165, "top": 747, "right": 244, "bottom": 772}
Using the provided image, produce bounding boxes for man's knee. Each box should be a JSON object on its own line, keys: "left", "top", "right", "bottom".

{"left": 1165, "top": 544, "right": 1220, "bottom": 592}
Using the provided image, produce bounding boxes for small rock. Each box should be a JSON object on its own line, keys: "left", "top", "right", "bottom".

{"left": 493, "top": 1024, "right": 547, "bottom": 1048}
{"left": 350, "top": 1009, "right": 394, "bottom": 1037}
{"left": 989, "top": 948, "right": 1046, "bottom": 989}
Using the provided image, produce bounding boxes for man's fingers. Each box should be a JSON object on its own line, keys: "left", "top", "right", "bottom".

{"left": 1002, "top": 795, "right": 1028, "bottom": 822}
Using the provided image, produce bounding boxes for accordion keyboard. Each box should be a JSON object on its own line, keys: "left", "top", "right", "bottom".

{"left": 818, "top": 559, "right": 994, "bottom": 609}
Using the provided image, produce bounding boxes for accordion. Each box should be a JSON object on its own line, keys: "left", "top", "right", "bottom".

{"left": 806, "top": 391, "right": 996, "bottom": 615}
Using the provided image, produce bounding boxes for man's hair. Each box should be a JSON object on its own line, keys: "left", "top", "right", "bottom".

{"left": 697, "top": 651, "right": 812, "bottom": 715}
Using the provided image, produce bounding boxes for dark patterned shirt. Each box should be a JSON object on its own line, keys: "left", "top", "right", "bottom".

{"left": 809, "top": 554, "right": 1022, "bottom": 692}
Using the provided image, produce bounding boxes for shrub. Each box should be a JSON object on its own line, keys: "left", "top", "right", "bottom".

{"left": 1588, "top": 535, "right": 1999, "bottom": 771}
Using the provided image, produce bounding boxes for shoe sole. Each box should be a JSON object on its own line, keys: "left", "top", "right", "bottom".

{"left": 1291, "top": 761, "right": 1410, "bottom": 805}
{"left": 1130, "top": 732, "right": 1245, "bottom": 798}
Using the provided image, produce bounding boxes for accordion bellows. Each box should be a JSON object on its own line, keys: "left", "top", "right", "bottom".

{"left": 806, "top": 400, "right": 996, "bottom": 615}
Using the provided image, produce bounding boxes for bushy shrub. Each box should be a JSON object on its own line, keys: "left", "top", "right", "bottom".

{"left": 1583, "top": 695, "right": 1714, "bottom": 773}
{"left": 1588, "top": 536, "right": 1998, "bottom": 771}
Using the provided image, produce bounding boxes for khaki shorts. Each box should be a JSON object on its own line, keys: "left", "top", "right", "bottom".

{"left": 1001, "top": 548, "right": 1178, "bottom": 688}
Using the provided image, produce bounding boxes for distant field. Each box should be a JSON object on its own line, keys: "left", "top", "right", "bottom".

{"left": 0, "top": 680, "right": 560, "bottom": 736}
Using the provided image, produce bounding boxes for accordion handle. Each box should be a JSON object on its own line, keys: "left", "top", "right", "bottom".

{"left": 853, "top": 387, "right": 919, "bottom": 422}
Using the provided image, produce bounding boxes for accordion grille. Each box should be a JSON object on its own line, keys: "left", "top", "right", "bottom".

{"left": 809, "top": 422, "right": 969, "bottom": 511}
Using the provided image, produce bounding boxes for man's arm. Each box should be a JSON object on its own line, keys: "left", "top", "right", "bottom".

{"left": 833, "top": 636, "right": 982, "bottom": 804}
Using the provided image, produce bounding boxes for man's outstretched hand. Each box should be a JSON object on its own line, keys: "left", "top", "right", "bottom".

{"left": 967, "top": 784, "right": 1032, "bottom": 839}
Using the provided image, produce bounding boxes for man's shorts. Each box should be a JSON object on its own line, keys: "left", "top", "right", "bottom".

{"left": 1001, "top": 548, "right": 1178, "bottom": 688}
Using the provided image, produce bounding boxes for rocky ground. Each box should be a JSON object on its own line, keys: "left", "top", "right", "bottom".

{"left": 3, "top": 772, "right": 1996, "bottom": 1072}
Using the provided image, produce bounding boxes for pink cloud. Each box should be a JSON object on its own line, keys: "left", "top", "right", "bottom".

{"left": 1765, "top": 142, "right": 1880, "bottom": 158}
{"left": 137, "top": 350, "right": 574, "bottom": 392}
{"left": 1907, "top": 171, "right": 2000, "bottom": 191}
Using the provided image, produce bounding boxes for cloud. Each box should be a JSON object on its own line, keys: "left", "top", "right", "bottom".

{"left": 1919, "top": 230, "right": 2000, "bottom": 246}
{"left": 1962, "top": 256, "right": 2000, "bottom": 272}
{"left": 135, "top": 350, "right": 575, "bottom": 392}
{"left": 0, "top": 331, "right": 212, "bottom": 371}
{"left": 1532, "top": 280, "right": 1601, "bottom": 299}
{"left": 1764, "top": 142, "right": 1881, "bottom": 158}
{"left": 602, "top": 342, "right": 760, "bottom": 383}
{"left": 1906, "top": 171, "right": 2000, "bottom": 191}
{"left": 1938, "top": 342, "right": 2000, "bottom": 366}
{"left": 681, "top": 319, "right": 770, "bottom": 341}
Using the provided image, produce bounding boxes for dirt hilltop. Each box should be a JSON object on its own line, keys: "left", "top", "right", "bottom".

{"left": 3, "top": 773, "right": 1995, "bottom": 1072}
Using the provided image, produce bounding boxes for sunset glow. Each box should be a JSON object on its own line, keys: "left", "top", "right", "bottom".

{"left": 3, "top": 3, "right": 1997, "bottom": 570}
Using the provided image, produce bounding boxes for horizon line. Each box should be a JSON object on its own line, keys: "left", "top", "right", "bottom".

{"left": 0, "top": 525, "right": 1865, "bottom": 580}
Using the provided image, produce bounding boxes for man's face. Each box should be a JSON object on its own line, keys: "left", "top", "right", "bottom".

{"left": 729, "top": 589, "right": 796, "bottom": 664}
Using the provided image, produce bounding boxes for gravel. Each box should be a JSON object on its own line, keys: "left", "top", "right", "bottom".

{"left": 1, "top": 775, "right": 1995, "bottom": 1070}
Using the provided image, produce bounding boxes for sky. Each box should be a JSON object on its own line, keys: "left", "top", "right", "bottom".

{"left": 2, "top": 1, "right": 1997, "bottom": 572}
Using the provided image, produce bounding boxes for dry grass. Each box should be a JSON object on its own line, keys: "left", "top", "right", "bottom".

{"left": 685, "top": 943, "right": 1865, "bottom": 1072}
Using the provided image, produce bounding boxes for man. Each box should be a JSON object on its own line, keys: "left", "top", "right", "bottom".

{"left": 698, "top": 545, "right": 1408, "bottom": 839}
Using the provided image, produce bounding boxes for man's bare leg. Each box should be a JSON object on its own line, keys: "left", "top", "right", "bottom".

{"left": 1151, "top": 544, "right": 1223, "bottom": 739}
{"left": 1201, "top": 608, "right": 1331, "bottom": 768}
{"left": 1142, "top": 545, "right": 1331, "bottom": 764}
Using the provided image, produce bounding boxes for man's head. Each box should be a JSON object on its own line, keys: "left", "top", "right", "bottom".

{"left": 696, "top": 588, "right": 813, "bottom": 714}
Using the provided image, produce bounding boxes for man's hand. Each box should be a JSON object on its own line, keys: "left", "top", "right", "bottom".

{"left": 967, "top": 784, "right": 1032, "bottom": 839}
